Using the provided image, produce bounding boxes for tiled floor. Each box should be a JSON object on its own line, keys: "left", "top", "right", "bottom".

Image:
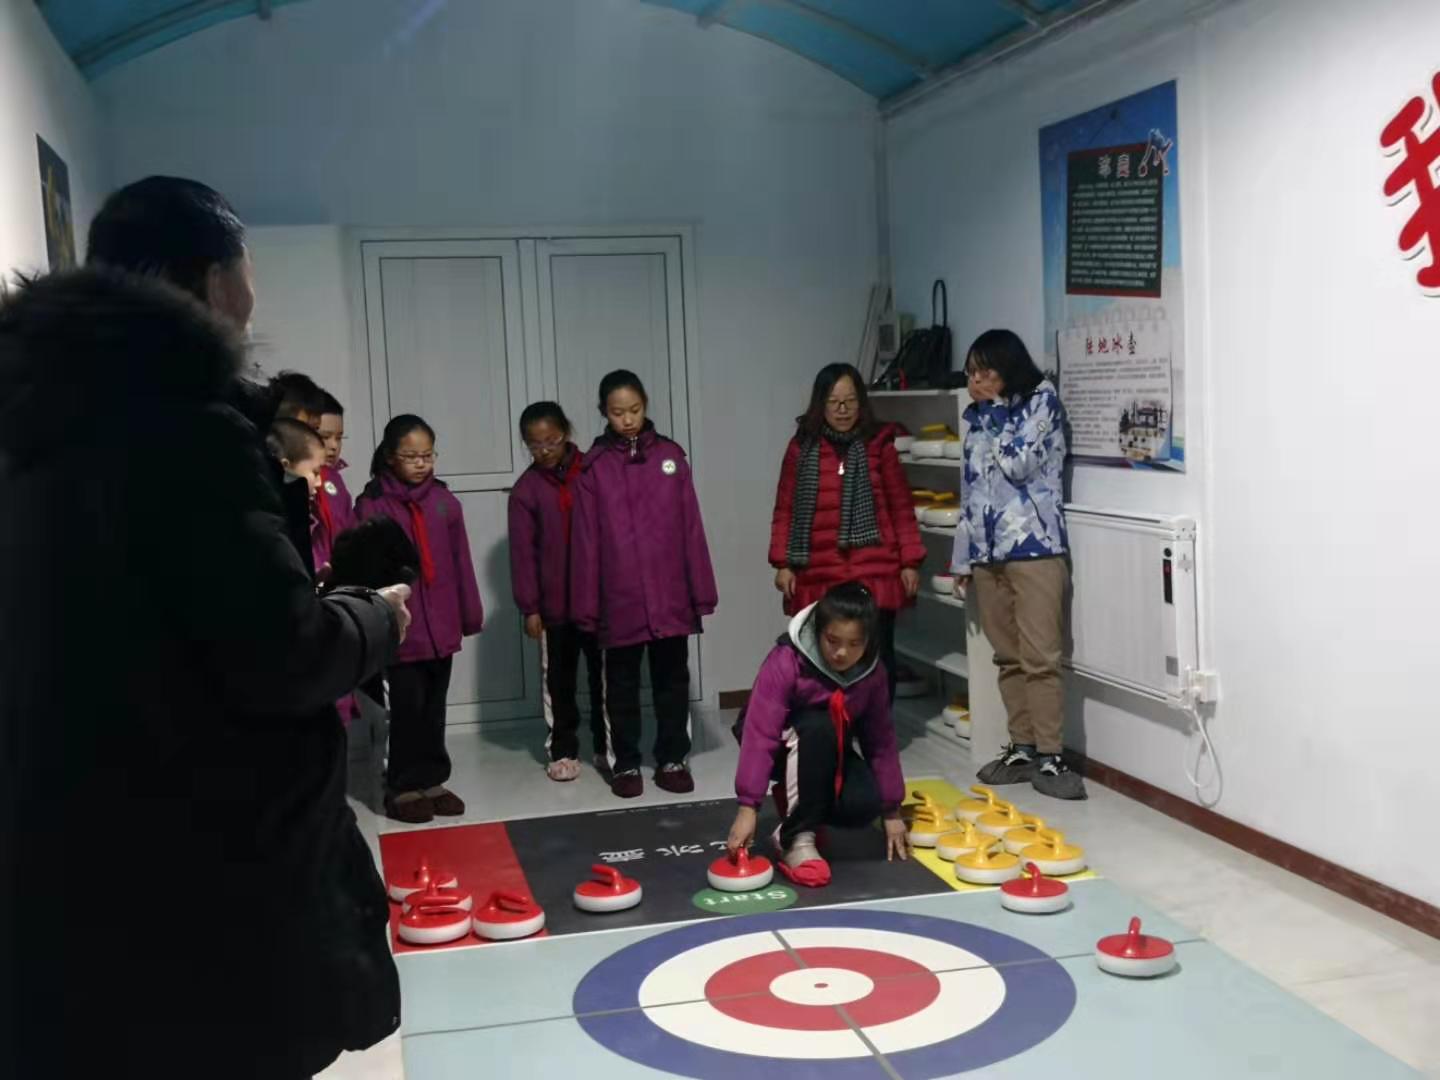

{"left": 322, "top": 709, "right": 1440, "bottom": 1079}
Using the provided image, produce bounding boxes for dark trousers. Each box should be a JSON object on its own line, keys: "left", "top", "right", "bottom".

{"left": 385, "top": 656, "right": 453, "bottom": 793}
{"left": 603, "top": 635, "right": 691, "bottom": 774}
{"left": 774, "top": 708, "right": 882, "bottom": 848}
{"left": 878, "top": 609, "right": 897, "bottom": 702}
{"left": 542, "top": 623, "right": 606, "bottom": 762}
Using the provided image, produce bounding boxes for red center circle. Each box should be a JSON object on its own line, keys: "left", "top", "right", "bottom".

{"left": 703, "top": 946, "right": 941, "bottom": 1030}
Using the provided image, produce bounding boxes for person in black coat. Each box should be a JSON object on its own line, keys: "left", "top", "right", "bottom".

{"left": 0, "top": 270, "right": 412, "bottom": 1079}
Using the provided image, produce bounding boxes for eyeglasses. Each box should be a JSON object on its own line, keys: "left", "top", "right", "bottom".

{"left": 826, "top": 398, "right": 859, "bottom": 412}
{"left": 395, "top": 452, "right": 438, "bottom": 464}
{"left": 525, "top": 438, "right": 565, "bottom": 453}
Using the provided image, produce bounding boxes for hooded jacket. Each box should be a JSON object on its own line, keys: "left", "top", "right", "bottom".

{"left": 733, "top": 603, "right": 904, "bottom": 812}
{"left": 0, "top": 271, "right": 401, "bottom": 1079}
{"left": 570, "top": 423, "right": 717, "bottom": 649}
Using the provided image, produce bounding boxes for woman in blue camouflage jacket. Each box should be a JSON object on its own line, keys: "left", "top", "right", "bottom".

{"left": 951, "top": 329, "right": 1082, "bottom": 801}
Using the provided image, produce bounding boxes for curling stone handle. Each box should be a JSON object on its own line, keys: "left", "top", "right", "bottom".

{"left": 1020, "top": 815, "right": 1045, "bottom": 829}
{"left": 1035, "top": 827, "right": 1064, "bottom": 851}
{"left": 1023, "top": 862, "right": 1044, "bottom": 887}
{"left": 968, "top": 785, "right": 996, "bottom": 803}
{"left": 590, "top": 864, "right": 622, "bottom": 888}
{"left": 733, "top": 848, "right": 751, "bottom": 872}
{"left": 1124, "top": 917, "right": 1145, "bottom": 955}
{"left": 491, "top": 890, "right": 534, "bottom": 913}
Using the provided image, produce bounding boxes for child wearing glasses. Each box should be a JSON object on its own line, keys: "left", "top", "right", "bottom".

{"left": 508, "top": 401, "right": 607, "bottom": 783}
{"left": 768, "top": 363, "right": 925, "bottom": 701}
{"left": 357, "top": 414, "right": 484, "bottom": 822}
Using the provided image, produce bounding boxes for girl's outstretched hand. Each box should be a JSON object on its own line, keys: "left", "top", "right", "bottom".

{"left": 727, "top": 805, "right": 758, "bottom": 857}
{"left": 524, "top": 614, "right": 544, "bottom": 640}
{"left": 883, "top": 815, "right": 911, "bottom": 862}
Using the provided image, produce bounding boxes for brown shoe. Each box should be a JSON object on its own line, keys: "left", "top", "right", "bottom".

{"left": 610, "top": 769, "right": 644, "bottom": 799}
{"left": 425, "top": 787, "right": 466, "bottom": 816}
{"left": 385, "top": 792, "right": 434, "bottom": 824}
{"left": 655, "top": 763, "right": 694, "bottom": 794}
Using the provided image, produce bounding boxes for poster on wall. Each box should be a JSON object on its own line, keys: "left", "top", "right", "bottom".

{"left": 36, "top": 136, "right": 76, "bottom": 271}
{"left": 1039, "top": 80, "right": 1185, "bottom": 470}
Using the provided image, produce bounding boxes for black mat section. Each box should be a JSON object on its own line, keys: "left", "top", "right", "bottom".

{"left": 504, "top": 797, "right": 952, "bottom": 937}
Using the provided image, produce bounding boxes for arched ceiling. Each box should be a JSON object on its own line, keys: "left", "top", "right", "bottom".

{"left": 37, "top": 0, "right": 1128, "bottom": 109}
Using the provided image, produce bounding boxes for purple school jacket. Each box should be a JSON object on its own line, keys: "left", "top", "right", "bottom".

{"left": 570, "top": 425, "right": 717, "bottom": 649}
{"left": 507, "top": 445, "right": 584, "bottom": 625}
{"left": 356, "top": 471, "right": 484, "bottom": 664}
{"left": 734, "top": 604, "right": 904, "bottom": 811}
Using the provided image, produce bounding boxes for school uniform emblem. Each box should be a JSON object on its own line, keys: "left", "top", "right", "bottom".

{"left": 662, "top": 459, "right": 678, "bottom": 476}
{"left": 324, "top": 481, "right": 339, "bottom": 496}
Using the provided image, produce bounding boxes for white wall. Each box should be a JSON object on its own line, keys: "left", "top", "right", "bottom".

{"left": 244, "top": 225, "right": 357, "bottom": 484}
{"left": 96, "top": 0, "right": 879, "bottom": 699}
{"left": 887, "top": 0, "right": 1440, "bottom": 902}
{"left": 0, "top": 0, "right": 103, "bottom": 277}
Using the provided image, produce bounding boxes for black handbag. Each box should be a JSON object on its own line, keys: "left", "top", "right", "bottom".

{"left": 873, "top": 280, "right": 953, "bottom": 389}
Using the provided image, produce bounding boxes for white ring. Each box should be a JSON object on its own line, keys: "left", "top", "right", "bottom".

{"left": 768, "top": 967, "right": 874, "bottom": 1007}
{"left": 635, "top": 927, "right": 1008, "bottom": 1058}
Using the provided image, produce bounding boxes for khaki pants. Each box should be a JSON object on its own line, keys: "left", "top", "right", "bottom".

{"left": 971, "top": 557, "right": 1068, "bottom": 755}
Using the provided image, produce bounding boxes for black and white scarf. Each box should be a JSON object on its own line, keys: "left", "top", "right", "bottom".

{"left": 785, "top": 427, "right": 882, "bottom": 567}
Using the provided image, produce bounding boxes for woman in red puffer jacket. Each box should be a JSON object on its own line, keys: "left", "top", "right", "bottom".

{"left": 769, "top": 363, "right": 925, "bottom": 700}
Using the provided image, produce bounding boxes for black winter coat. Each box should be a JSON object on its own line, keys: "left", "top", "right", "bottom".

{"left": 0, "top": 271, "right": 401, "bottom": 1079}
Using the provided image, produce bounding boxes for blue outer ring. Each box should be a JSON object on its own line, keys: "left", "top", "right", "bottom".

{"left": 573, "top": 908, "right": 1075, "bottom": 1079}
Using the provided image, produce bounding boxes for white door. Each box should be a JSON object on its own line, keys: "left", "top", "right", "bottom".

{"left": 361, "top": 239, "right": 541, "bottom": 722}
{"left": 532, "top": 236, "right": 702, "bottom": 700}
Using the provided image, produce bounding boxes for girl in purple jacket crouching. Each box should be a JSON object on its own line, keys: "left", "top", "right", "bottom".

{"left": 571, "top": 370, "right": 718, "bottom": 800}
{"left": 727, "top": 583, "right": 909, "bottom": 888}
{"left": 357, "top": 415, "right": 484, "bottom": 824}
{"left": 509, "top": 401, "right": 606, "bottom": 783}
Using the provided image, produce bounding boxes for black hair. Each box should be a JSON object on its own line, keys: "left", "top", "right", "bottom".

{"left": 265, "top": 417, "right": 324, "bottom": 466}
{"left": 319, "top": 390, "right": 344, "bottom": 417}
{"left": 966, "top": 329, "right": 1045, "bottom": 399}
{"left": 269, "top": 371, "right": 329, "bottom": 421}
{"left": 326, "top": 517, "right": 420, "bottom": 591}
{"left": 518, "top": 400, "right": 572, "bottom": 440}
{"left": 370, "top": 413, "right": 437, "bottom": 477}
{"left": 797, "top": 363, "right": 877, "bottom": 441}
{"left": 813, "top": 582, "right": 880, "bottom": 662}
{"left": 86, "top": 177, "right": 246, "bottom": 301}
{"left": 597, "top": 369, "right": 648, "bottom": 414}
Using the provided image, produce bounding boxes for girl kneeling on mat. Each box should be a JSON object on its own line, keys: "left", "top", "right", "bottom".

{"left": 727, "top": 583, "right": 909, "bottom": 887}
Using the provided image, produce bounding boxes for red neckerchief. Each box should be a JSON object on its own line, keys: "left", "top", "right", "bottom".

{"left": 828, "top": 688, "right": 851, "bottom": 797}
{"left": 555, "top": 449, "right": 583, "bottom": 542}
{"left": 315, "top": 483, "right": 335, "bottom": 539}
{"left": 406, "top": 501, "right": 437, "bottom": 585}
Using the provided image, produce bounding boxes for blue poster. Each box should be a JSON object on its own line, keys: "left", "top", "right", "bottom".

{"left": 1039, "top": 81, "right": 1184, "bottom": 470}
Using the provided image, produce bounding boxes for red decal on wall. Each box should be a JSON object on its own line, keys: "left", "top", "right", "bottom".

{"left": 1381, "top": 72, "right": 1440, "bottom": 296}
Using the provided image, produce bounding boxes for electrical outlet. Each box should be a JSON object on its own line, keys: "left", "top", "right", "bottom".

{"left": 1189, "top": 670, "right": 1222, "bottom": 704}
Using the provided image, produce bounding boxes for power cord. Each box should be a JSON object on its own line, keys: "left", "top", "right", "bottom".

{"left": 1180, "top": 669, "right": 1223, "bottom": 807}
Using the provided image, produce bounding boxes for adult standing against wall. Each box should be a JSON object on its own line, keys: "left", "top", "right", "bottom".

{"left": 769, "top": 363, "right": 925, "bottom": 699}
{"left": 951, "top": 330, "right": 1082, "bottom": 801}
{"left": 1, "top": 178, "right": 412, "bottom": 1080}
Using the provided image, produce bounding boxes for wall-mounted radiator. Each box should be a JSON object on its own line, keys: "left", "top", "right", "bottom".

{"left": 1064, "top": 505, "right": 1199, "bottom": 705}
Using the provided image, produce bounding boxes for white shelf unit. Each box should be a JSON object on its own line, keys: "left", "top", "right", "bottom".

{"left": 871, "top": 389, "right": 983, "bottom": 754}
{"left": 898, "top": 454, "right": 964, "bottom": 469}
{"left": 918, "top": 589, "right": 966, "bottom": 612}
